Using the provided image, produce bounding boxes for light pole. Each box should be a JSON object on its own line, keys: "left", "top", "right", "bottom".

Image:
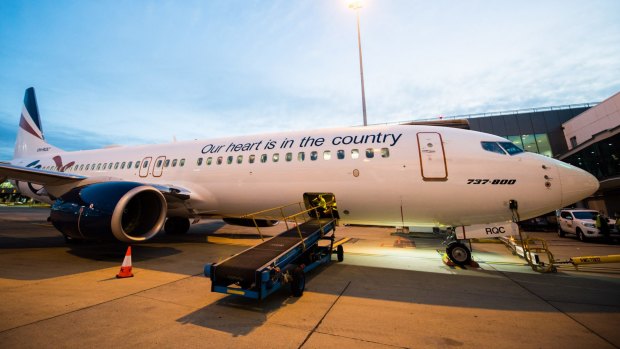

{"left": 348, "top": 0, "right": 367, "bottom": 126}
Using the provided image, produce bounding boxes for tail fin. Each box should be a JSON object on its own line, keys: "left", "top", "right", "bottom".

{"left": 14, "top": 87, "right": 63, "bottom": 159}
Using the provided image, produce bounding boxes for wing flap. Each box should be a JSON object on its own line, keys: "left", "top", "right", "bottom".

{"left": 0, "top": 163, "right": 86, "bottom": 186}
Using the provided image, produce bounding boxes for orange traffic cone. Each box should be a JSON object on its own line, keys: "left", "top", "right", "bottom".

{"left": 116, "top": 246, "right": 134, "bottom": 278}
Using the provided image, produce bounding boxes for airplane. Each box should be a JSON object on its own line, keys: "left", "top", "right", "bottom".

{"left": 0, "top": 87, "right": 599, "bottom": 264}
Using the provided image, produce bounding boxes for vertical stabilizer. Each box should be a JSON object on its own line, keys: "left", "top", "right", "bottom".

{"left": 13, "top": 87, "right": 62, "bottom": 159}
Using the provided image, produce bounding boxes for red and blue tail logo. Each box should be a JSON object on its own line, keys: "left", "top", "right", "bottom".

{"left": 13, "top": 87, "right": 62, "bottom": 159}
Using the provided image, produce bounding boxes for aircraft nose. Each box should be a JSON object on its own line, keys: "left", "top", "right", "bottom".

{"left": 556, "top": 162, "right": 599, "bottom": 207}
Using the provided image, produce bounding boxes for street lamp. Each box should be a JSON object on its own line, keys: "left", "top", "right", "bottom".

{"left": 348, "top": 0, "right": 368, "bottom": 126}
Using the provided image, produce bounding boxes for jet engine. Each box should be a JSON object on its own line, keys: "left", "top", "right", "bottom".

{"left": 50, "top": 181, "right": 167, "bottom": 243}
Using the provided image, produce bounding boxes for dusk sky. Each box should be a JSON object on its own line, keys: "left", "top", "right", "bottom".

{"left": 1, "top": 0, "right": 619, "bottom": 160}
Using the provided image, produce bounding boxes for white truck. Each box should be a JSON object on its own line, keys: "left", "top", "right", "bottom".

{"left": 557, "top": 209, "right": 617, "bottom": 241}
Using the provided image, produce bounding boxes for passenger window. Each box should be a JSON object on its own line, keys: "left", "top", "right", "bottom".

{"left": 337, "top": 150, "right": 345, "bottom": 160}
{"left": 143, "top": 161, "right": 149, "bottom": 168}
{"left": 114, "top": 162, "right": 119, "bottom": 169}
{"left": 365, "top": 148, "right": 374, "bottom": 158}
{"left": 481, "top": 141, "right": 506, "bottom": 155}
{"left": 81, "top": 164, "right": 85, "bottom": 170}
{"left": 273, "top": 153, "right": 279, "bottom": 162}
{"left": 197, "top": 158, "right": 203, "bottom": 166}
{"left": 121, "top": 162, "right": 126, "bottom": 169}
{"left": 217, "top": 157, "right": 223, "bottom": 165}
{"left": 135, "top": 161, "right": 140, "bottom": 169}
{"left": 310, "top": 151, "right": 318, "bottom": 161}
{"left": 164, "top": 159, "right": 170, "bottom": 167}
{"left": 249, "top": 155, "right": 255, "bottom": 164}
{"left": 227, "top": 156, "right": 233, "bottom": 165}
{"left": 180, "top": 159, "right": 185, "bottom": 167}
{"left": 127, "top": 161, "right": 133, "bottom": 169}
{"left": 97, "top": 164, "right": 101, "bottom": 170}
{"left": 351, "top": 149, "right": 359, "bottom": 159}
{"left": 109, "top": 162, "right": 113, "bottom": 169}
{"left": 381, "top": 148, "right": 390, "bottom": 158}
{"left": 261, "top": 154, "right": 268, "bottom": 163}
{"left": 172, "top": 159, "right": 178, "bottom": 167}
{"left": 237, "top": 155, "right": 243, "bottom": 164}
{"left": 323, "top": 151, "right": 331, "bottom": 160}
{"left": 207, "top": 157, "right": 212, "bottom": 165}
{"left": 103, "top": 163, "right": 107, "bottom": 170}
{"left": 156, "top": 160, "right": 162, "bottom": 168}
{"left": 286, "top": 152, "right": 293, "bottom": 162}
{"left": 298, "top": 152, "right": 305, "bottom": 161}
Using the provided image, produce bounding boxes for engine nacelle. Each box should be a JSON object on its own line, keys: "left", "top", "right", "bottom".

{"left": 222, "top": 217, "right": 279, "bottom": 227}
{"left": 50, "top": 182, "right": 167, "bottom": 243}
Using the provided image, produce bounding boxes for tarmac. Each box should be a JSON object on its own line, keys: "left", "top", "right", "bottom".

{"left": 1, "top": 206, "right": 619, "bottom": 349}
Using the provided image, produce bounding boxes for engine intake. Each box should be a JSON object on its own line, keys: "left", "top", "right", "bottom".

{"left": 50, "top": 182, "right": 167, "bottom": 243}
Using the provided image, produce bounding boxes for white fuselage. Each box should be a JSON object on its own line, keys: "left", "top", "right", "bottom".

{"left": 11, "top": 124, "right": 598, "bottom": 227}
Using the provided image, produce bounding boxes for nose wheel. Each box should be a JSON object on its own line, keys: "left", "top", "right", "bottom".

{"left": 446, "top": 241, "right": 472, "bottom": 266}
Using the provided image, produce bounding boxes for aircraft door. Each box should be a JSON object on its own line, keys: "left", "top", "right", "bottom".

{"left": 152, "top": 156, "right": 166, "bottom": 177}
{"left": 139, "top": 156, "right": 152, "bottom": 178}
{"left": 417, "top": 132, "right": 448, "bottom": 181}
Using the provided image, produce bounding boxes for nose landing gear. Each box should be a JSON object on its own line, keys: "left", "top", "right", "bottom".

{"left": 444, "top": 229, "right": 472, "bottom": 266}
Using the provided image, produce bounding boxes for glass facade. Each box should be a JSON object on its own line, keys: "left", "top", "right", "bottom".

{"left": 563, "top": 134, "right": 620, "bottom": 180}
{"left": 507, "top": 133, "right": 553, "bottom": 157}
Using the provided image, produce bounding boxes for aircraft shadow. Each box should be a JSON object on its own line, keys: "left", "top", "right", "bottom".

{"left": 177, "top": 260, "right": 620, "bottom": 337}
{"left": 176, "top": 267, "right": 324, "bottom": 336}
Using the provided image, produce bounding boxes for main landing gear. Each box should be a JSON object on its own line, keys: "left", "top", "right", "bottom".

{"left": 164, "top": 217, "right": 191, "bottom": 235}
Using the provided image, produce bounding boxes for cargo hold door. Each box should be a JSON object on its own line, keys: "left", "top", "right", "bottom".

{"left": 417, "top": 132, "right": 448, "bottom": 181}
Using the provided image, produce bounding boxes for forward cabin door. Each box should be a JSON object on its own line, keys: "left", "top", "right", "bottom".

{"left": 417, "top": 132, "right": 448, "bottom": 181}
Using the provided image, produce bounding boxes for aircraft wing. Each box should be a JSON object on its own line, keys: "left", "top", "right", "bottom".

{"left": 0, "top": 163, "right": 86, "bottom": 186}
{"left": 0, "top": 163, "right": 191, "bottom": 202}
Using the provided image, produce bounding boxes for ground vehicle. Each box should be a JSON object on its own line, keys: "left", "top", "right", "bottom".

{"left": 557, "top": 209, "right": 617, "bottom": 241}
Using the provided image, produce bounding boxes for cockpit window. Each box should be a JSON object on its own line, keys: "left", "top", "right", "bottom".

{"left": 498, "top": 142, "right": 524, "bottom": 155}
{"left": 481, "top": 141, "right": 506, "bottom": 155}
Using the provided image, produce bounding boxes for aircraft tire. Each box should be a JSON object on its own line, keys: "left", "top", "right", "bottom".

{"left": 291, "top": 267, "right": 305, "bottom": 297}
{"left": 63, "top": 234, "right": 80, "bottom": 244}
{"left": 557, "top": 225, "right": 565, "bottom": 237}
{"left": 164, "top": 217, "right": 191, "bottom": 235}
{"left": 577, "top": 228, "right": 587, "bottom": 242}
{"left": 446, "top": 242, "right": 471, "bottom": 266}
{"left": 336, "top": 245, "right": 344, "bottom": 262}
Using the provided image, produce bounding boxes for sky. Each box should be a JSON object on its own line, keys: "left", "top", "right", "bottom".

{"left": 1, "top": 0, "right": 619, "bottom": 160}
